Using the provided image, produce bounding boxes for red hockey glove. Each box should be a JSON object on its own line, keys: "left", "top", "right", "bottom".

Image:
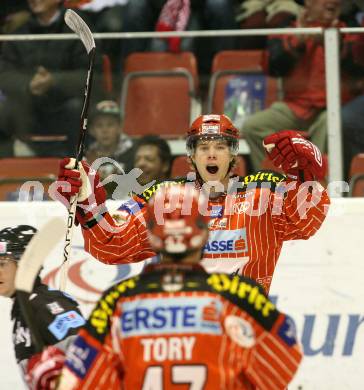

{"left": 54, "top": 158, "right": 107, "bottom": 225}
{"left": 56, "top": 158, "right": 82, "bottom": 203}
{"left": 26, "top": 346, "right": 65, "bottom": 390}
{"left": 263, "top": 130, "right": 326, "bottom": 181}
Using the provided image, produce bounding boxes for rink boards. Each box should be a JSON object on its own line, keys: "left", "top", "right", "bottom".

{"left": 0, "top": 199, "right": 363, "bottom": 389}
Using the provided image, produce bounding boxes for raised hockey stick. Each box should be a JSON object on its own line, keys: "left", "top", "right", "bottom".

{"left": 60, "top": 10, "right": 96, "bottom": 291}
{"left": 15, "top": 218, "right": 67, "bottom": 352}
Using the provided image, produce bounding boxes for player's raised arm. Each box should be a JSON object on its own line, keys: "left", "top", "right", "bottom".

{"left": 54, "top": 157, "right": 156, "bottom": 264}
{"left": 263, "top": 130, "right": 330, "bottom": 241}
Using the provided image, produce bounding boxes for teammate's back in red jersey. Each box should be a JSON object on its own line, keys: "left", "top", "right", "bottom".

{"left": 58, "top": 185, "right": 302, "bottom": 389}
{"left": 59, "top": 266, "right": 302, "bottom": 390}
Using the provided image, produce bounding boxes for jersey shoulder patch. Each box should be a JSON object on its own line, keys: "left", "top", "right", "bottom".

{"left": 236, "top": 170, "right": 286, "bottom": 193}
{"left": 87, "top": 276, "right": 140, "bottom": 340}
{"left": 117, "top": 198, "right": 145, "bottom": 216}
{"left": 206, "top": 273, "right": 279, "bottom": 330}
{"left": 48, "top": 311, "right": 85, "bottom": 340}
{"left": 138, "top": 178, "right": 188, "bottom": 202}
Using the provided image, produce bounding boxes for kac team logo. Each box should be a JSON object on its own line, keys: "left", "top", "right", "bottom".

{"left": 224, "top": 315, "right": 256, "bottom": 348}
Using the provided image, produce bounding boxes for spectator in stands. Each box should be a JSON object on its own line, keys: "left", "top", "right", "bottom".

{"left": 0, "top": 0, "right": 101, "bottom": 158}
{"left": 0, "top": 0, "right": 30, "bottom": 156}
{"left": 342, "top": 94, "right": 364, "bottom": 179}
{"left": 133, "top": 135, "right": 172, "bottom": 185}
{"left": 85, "top": 100, "right": 135, "bottom": 199}
{"left": 236, "top": 0, "right": 302, "bottom": 49}
{"left": 340, "top": 0, "right": 364, "bottom": 26}
{"left": 341, "top": 12, "right": 364, "bottom": 179}
{"left": 241, "top": 0, "right": 360, "bottom": 172}
{"left": 0, "top": 0, "right": 30, "bottom": 35}
{"left": 121, "top": 0, "right": 238, "bottom": 74}
{"left": 86, "top": 100, "right": 135, "bottom": 172}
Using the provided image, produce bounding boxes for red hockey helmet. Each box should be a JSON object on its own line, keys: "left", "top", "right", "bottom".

{"left": 146, "top": 184, "right": 209, "bottom": 255}
{"left": 186, "top": 114, "right": 239, "bottom": 156}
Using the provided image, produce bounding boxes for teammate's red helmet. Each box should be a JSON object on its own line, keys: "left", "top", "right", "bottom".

{"left": 186, "top": 114, "right": 239, "bottom": 156}
{"left": 146, "top": 184, "right": 209, "bottom": 255}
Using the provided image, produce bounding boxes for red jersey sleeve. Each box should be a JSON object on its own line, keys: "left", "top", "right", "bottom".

{"left": 81, "top": 196, "right": 156, "bottom": 264}
{"left": 241, "top": 312, "right": 303, "bottom": 390}
{"left": 271, "top": 180, "right": 330, "bottom": 242}
{"left": 58, "top": 329, "right": 122, "bottom": 390}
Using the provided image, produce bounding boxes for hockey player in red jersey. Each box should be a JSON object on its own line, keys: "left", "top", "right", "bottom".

{"left": 56, "top": 185, "right": 303, "bottom": 390}
{"left": 56, "top": 114, "right": 330, "bottom": 293}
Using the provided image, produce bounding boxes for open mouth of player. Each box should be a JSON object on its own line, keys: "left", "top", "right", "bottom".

{"left": 206, "top": 165, "right": 219, "bottom": 174}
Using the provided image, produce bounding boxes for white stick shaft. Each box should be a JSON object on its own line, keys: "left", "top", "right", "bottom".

{"left": 60, "top": 195, "right": 78, "bottom": 291}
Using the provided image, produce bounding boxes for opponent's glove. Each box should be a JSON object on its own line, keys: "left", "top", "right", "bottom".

{"left": 26, "top": 346, "right": 65, "bottom": 390}
{"left": 55, "top": 157, "right": 107, "bottom": 225}
{"left": 263, "top": 130, "right": 326, "bottom": 181}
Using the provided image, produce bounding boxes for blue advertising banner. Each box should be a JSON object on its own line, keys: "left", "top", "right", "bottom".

{"left": 224, "top": 74, "right": 266, "bottom": 128}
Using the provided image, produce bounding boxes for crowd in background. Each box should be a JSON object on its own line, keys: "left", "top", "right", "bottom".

{"left": 0, "top": 3, "right": 358, "bottom": 387}
{"left": 0, "top": 0, "right": 364, "bottom": 187}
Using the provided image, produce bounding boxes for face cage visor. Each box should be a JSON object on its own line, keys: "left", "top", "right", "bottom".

{"left": 186, "top": 134, "right": 239, "bottom": 157}
{"left": 0, "top": 242, "right": 22, "bottom": 261}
